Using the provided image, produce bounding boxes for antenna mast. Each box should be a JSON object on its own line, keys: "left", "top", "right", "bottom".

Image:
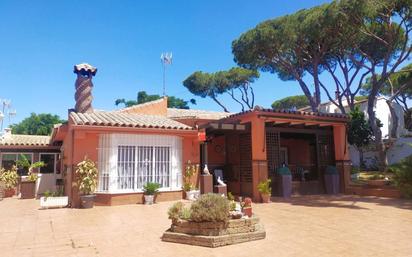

{"left": 160, "top": 52, "right": 173, "bottom": 96}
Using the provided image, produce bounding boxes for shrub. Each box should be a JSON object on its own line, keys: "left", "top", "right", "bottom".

{"left": 257, "top": 179, "right": 272, "bottom": 194}
{"left": 168, "top": 201, "right": 191, "bottom": 222}
{"left": 0, "top": 166, "right": 19, "bottom": 189}
{"left": 227, "top": 192, "right": 235, "bottom": 201}
{"left": 389, "top": 155, "right": 412, "bottom": 198}
{"left": 143, "top": 182, "right": 161, "bottom": 195}
{"left": 168, "top": 202, "right": 184, "bottom": 222}
{"left": 190, "top": 193, "right": 230, "bottom": 222}
{"left": 75, "top": 157, "right": 98, "bottom": 195}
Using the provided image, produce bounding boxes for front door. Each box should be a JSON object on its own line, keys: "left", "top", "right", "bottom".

{"left": 37, "top": 153, "right": 60, "bottom": 195}
{"left": 239, "top": 133, "right": 253, "bottom": 196}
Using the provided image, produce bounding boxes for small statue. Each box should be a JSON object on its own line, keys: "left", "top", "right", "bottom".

{"left": 203, "top": 164, "right": 210, "bottom": 175}
{"left": 217, "top": 176, "right": 226, "bottom": 186}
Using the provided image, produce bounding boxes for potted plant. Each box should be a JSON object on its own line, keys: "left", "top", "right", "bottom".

{"left": 183, "top": 161, "right": 200, "bottom": 200}
{"left": 18, "top": 159, "right": 45, "bottom": 199}
{"left": 241, "top": 197, "right": 253, "bottom": 217}
{"left": 257, "top": 179, "right": 272, "bottom": 203}
{"left": 143, "top": 182, "right": 161, "bottom": 205}
{"left": 76, "top": 157, "right": 98, "bottom": 208}
{"left": 40, "top": 188, "right": 68, "bottom": 209}
{"left": 0, "top": 166, "right": 19, "bottom": 197}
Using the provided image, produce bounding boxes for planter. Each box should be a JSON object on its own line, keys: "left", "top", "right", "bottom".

{"left": 261, "top": 193, "right": 270, "bottom": 203}
{"left": 366, "top": 180, "right": 388, "bottom": 187}
{"left": 185, "top": 190, "right": 200, "bottom": 200}
{"left": 144, "top": 194, "right": 155, "bottom": 205}
{"left": 80, "top": 195, "right": 96, "bottom": 209}
{"left": 243, "top": 207, "right": 252, "bottom": 217}
{"left": 40, "top": 196, "right": 68, "bottom": 209}
{"left": 4, "top": 188, "right": 16, "bottom": 198}
{"left": 20, "top": 181, "right": 36, "bottom": 199}
{"left": 277, "top": 175, "right": 292, "bottom": 198}
{"left": 324, "top": 174, "right": 340, "bottom": 194}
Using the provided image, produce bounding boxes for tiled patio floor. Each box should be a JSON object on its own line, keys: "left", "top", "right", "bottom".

{"left": 0, "top": 195, "right": 411, "bottom": 257}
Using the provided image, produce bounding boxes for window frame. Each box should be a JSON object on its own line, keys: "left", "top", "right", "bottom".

{"left": 38, "top": 153, "right": 59, "bottom": 174}
{"left": 0, "top": 152, "right": 34, "bottom": 168}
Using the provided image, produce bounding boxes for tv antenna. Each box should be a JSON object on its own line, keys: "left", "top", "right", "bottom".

{"left": 160, "top": 52, "right": 173, "bottom": 96}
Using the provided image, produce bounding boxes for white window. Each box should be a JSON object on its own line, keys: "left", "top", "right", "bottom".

{"left": 97, "top": 134, "right": 182, "bottom": 193}
{"left": 0, "top": 153, "right": 33, "bottom": 175}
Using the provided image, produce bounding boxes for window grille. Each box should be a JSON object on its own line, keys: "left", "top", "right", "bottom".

{"left": 97, "top": 134, "right": 182, "bottom": 193}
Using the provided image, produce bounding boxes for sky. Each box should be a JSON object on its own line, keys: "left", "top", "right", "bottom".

{"left": 0, "top": 0, "right": 332, "bottom": 126}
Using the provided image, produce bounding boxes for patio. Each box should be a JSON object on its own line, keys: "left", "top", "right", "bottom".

{"left": 0, "top": 195, "right": 411, "bottom": 257}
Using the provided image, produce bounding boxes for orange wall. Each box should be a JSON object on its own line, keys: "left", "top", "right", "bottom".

{"left": 280, "top": 138, "right": 312, "bottom": 165}
{"left": 118, "top": 98, "right": 168, "bottom": 116}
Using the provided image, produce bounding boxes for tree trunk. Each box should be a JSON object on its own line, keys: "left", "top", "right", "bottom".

{"left": 386, "top": 99, "right": 399, "bottom": 139}
{"left": 367, "top": 94, "right": 386, "bottom": 171}
{"left": 359, "top": 148, "right": 364, "bottom": 169}
{"left": 405, "top": 109, "right": 412, "bottom": 131}
{"left": 211, "top": 96, "right": 229, "bottom": 113}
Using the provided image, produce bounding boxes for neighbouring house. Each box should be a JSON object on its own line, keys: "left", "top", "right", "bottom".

{"left": 0, "top": 128, "right": 62, "bottom": 195}
{"left": 300, "top": 97, "right": 412, "bottom": 168}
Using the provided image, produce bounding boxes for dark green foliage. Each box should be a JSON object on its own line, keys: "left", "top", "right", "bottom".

{"left": 183, "top": 67, "right": 259, "bottom": 112}
{"left": 190, "top": 193, "right": 230, "bottom": 222}
{"left": 271, "top": 95, "right": 310, "bottom": 110}
{"left": 389, "top": 155, "right": 412, "bottom": 198}
{"left": 115, "top": 91, "right": 195, "bottom": 109}
{"left": 10, "top": 113, "right": 65, "bottom": 135}
{"left": 348, "top": 107, "right": 373, "bottom": 149}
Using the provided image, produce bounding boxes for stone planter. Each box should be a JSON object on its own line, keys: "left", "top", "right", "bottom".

{"left": 144, "top": 194, "right": 155, "bottom": 205}
{"left": 277, "top": 175, "right": 292, "bottom": 198}
{"left": 162, "top": 216, "right": 266, "bottom": 247}
{"left": 40, "top": 196, "right": 68, "bottom": 209}
{"left": 324, "top": 174, "right": 340, "bottom": 194}
{"left": 4, "top": 188, "right": 16, "bottom": 198}
{"left": 185, "top": 190, "right": 200, "bottom": 200}
{"left": 20, "top": 181, "right": 36, "bottom": 199}
{"left": 80, "top": 195, "right": 96, "bottom": 209}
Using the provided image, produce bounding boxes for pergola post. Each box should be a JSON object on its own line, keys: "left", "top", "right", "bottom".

{"left": 333, "top": 125, "right": 351, "bottom": 193}
{"left": 251, "top": 118, "right": 268, "bottom": 202}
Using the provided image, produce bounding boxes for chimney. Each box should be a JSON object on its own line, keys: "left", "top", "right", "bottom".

{"left": 73, "top": 63, "right": 97, "bottom": 113}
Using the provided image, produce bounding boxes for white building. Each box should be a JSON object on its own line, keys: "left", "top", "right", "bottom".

{"left": 300, "top": 97, "right": 412, "bottom": 167}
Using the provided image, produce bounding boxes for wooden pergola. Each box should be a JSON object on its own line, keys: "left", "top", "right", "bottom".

{"left": 201, "top": 108, "right": 350, "bottom": 202}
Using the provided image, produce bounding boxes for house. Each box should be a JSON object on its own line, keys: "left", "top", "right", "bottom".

{"left": 1, "top": 62, "right": 352, "bottom": 206}
{"left": 300, "top": 97, "right": 412, "bottom": 167}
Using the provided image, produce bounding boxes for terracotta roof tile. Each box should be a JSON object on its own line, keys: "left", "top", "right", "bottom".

{"left": 226, "top": 108, "right": 349, "bottom": 120}
{"left": 0, "top": 134, "right": 51, "bottom": 146}
{"left": 70, "top": 111, "right": 193, "bottom": 130}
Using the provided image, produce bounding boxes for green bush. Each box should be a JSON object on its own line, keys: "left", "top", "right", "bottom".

{"left": 389, "top": 155, "right": 412, "bottom": 198}
{"left": 75, "top": 157, "right": 98, "bottom": 195}
{"left": 190, "top": 193, "right": 230, "bottom": 223}
{"left": 0, "top": 166, "right": 19, "bottom": 189}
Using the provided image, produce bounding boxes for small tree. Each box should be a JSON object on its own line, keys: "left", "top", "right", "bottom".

{"left": 348, "top": 107, "right": 374, "bottom": 168}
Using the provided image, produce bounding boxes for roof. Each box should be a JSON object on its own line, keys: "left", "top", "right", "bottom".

{"left": 70, "top": 111, "right": 193, "bottom": 130}
{"left": 116, "top": 98, "right": 166, "bottom": 113}
{"left": 0, "top": 134, "right": 51, "bottom": 146}
{"left": 167, "top": 108, "right": 231, "bottom": 120}
{"left": 225, "top": 107, "right": 349, "bottom": 121}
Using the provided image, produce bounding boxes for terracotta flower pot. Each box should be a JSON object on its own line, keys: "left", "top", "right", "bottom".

{"left": 261, "top": 193, "right": 271, "bottom": 203}
{"left": 4, "top": 188, "right": 16, "bottom": 198}
{"left": 243, "top": 207, "right": 252, "bottom": 217}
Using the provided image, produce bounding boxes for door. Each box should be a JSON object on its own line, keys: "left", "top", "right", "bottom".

{"left": 239, "top": 133, "right": 252, "bottom": 196}
{"left": 37, "top": 153, "right": 60, "bottom": 194}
